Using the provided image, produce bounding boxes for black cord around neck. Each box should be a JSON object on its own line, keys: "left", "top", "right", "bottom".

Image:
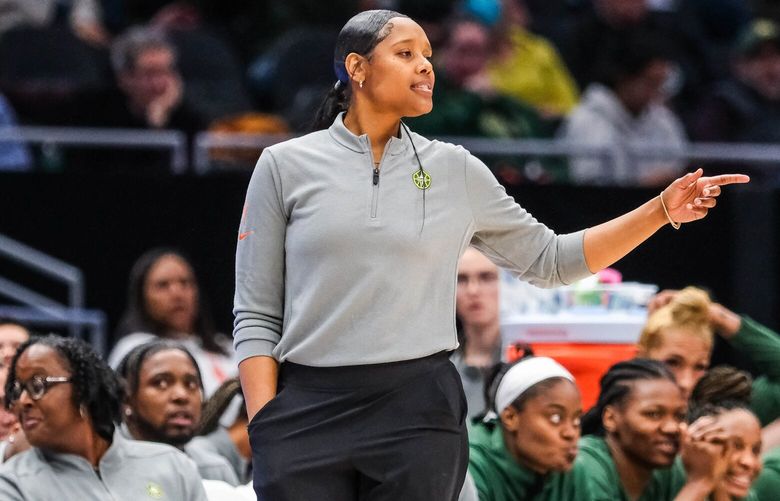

{"left": 400, "top": 121, "right": 426, "bottom": 235}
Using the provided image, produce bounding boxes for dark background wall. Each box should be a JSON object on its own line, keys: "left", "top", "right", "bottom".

{"left": 0, "top": 171, "right": 774, "bottom": 353}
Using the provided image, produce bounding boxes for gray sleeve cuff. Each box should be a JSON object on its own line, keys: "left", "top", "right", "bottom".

{"left": 234, "top": 337, "right": 278, "bottom": 364}
{"left": 556, "top": 230, "right": 593, "bottom": 285}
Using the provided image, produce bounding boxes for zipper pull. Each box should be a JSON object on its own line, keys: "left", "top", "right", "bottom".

{"left": 373, "top": 167, "right": 380, "bottom": 186}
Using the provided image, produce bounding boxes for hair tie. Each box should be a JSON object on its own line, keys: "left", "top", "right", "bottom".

{"left": 333, "top": 61, "right": 350, "bottom": 86}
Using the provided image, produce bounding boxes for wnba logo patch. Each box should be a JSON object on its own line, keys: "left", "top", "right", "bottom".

{"left": 146, "top": 482, "right": 164, "bottom": 499}
{"left": 412, "top": 170, "right": 431, "bottom": 190}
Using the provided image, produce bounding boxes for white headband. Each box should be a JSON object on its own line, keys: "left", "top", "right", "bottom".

{"left": 494, "top": 357, "right": 574, "bottom": 414}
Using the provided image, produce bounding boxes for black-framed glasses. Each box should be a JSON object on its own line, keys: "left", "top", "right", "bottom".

{"left": 8, "top": 375, "right": 72, "bottom": 403}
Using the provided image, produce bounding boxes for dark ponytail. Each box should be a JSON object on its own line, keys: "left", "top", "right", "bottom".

{"left": 197, "top": 377, "right": 244, "bottom": 435}
{"left": 311, "top": 9, "right": 409, "bottom": 130}
{"left": 311, "top": 82, "right": 351, "bottom": 131}
{"left": 581, "top": 358, "right": 676, "bottom": 436}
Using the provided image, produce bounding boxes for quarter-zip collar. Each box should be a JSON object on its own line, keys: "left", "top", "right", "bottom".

{"left": 39, "top": 429, "right": 124, "bottom": 471}
{"left": 328, "top": 112, "right": 409, "bottom": 156}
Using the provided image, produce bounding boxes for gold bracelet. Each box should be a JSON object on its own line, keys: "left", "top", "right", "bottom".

{"left": 659, "top": 192, "right": 681, "bottom": 230}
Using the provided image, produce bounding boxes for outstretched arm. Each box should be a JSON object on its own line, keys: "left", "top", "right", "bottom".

{"left": 582, "top": 169, "right": 749, "bottom": 272}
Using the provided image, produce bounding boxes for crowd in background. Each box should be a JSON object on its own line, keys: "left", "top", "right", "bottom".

{"left": 2, "top": 0, "right": 780, "bottom": 184}
{"left": 453, "top": 249, "right": 780, "bottom": 500}
{"left": 2, "top": 1, "right": 780, "bottom": 499}
{"left": 0, "top": 242, "right": 780, "bottom": 499}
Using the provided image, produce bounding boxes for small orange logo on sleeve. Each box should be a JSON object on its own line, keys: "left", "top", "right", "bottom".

{"left": 238, "top": 230, "right": 254, "bottom": 241}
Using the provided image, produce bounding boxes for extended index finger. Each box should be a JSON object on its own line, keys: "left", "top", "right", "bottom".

{"left": 703, "top": 174, "right": 751, "bottom": 186}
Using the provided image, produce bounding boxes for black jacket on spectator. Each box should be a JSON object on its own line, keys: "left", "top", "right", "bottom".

{"left": 65, "top": 87, "right": 207, "bottom": 174}
{"left": 690, "top": 78, "right": 780, "bottom": 183}
{"left": 692, "top": 78, "right": 780, "bottom": 143}
{"left": 555, "top": 6, "right": 719, "bottom": 115}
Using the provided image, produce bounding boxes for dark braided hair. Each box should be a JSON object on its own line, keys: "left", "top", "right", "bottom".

{"left": 691, "top": 365, "right": 752, "bottom": 410}
{"left": 196, "top": 377, "right": 243, "bottom": 436}
{"left": 311, "top": 10, "right": 409, "bottom": 130}
{"left": 688, "top": 400, "right": 754, "bottom": 423}
{"left": 581, "top": 358, "right": 677, "bottom": 436}
{"left": 5, "top": 335, "right": 122, "bottom": 441}
{"left": 115, "top": 340, "right": 203, "bottom": 399}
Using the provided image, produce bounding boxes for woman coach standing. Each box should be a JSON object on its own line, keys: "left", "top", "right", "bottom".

{"left": 234, "top": 10, "right": 748, "bottom": 500}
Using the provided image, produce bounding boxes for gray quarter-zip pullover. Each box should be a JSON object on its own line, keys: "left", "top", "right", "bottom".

{"left": 234, "top": 113, "right": 591, "bottom": 366}
{"left": 0, "top": 431, "right": 207, "bottom": 500}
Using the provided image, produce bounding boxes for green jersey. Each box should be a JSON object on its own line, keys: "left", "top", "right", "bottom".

{"left": 467, "top": 420, "right": 586, "bottom": 501}
{"left": 575, "top": 435, "right": 685, "bottom": 501}
{"left": 752, "top": 446, "right": 780, "bottom": 500}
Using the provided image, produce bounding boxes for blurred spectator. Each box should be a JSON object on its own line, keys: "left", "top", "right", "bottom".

{"left": 0, "top": 95, "right": 31, "bottom": 171}
{"left": 686, "top": 0, "right": 752, "bottom": 59}
{"left": 691, "top": 18, "right": 780, "bottom": 178}
{"left": 63, "top": 25, "right": 207, "bottom": 172}
{"left": 106, "top": 26, "right": 204, "bottom": 131}
{"left": 451, "top": 248, "right": 503, "bottom": 419}
{"left": 642, "top": 287, "right": 780, "bottom": 427}
{"left": 558, "top": 31, "right": 687, "bottom": 186}
{"left": 109, "top": 248, "right": 235, "bottom": 396}
{"left": 117, "top": 341, "right": 240, "bottom": 485}
{"left": 0, "top": 320, "right": 28, "bottom": 447}
{"left": 481, "top": 0, "right": 580, "bottom": 118}
{"left": 407, "top": 16, "right": 549, "bottom": 139}
{"left": 130, "top": 4, "right": 255, "bottom": 124}
{"left": 0, "top": 335, "right": 208, "bottom": 500}
{"left": 396, "top": 0, "right": 458, "bottom": 51}
{"left": 191, "top": 378, "right": 251, "bottom": 484}
{"left": 0, "top": 320, "right": 29, "bottom": 375}
{"left": 556, "top": 0, "right": 717, "bottom": 115}
{"left": 247, "top": 27, "right": 339, "bottom": 130}
{"left": 0, "top": 0, "right": 109, "bottom": 46}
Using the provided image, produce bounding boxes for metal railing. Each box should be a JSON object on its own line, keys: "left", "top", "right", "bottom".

{"left": 193, "top": 131, "right": 294, "bottom": 174}
{"left": 2, "top": 125, "right": 780, "bottom": 177}
{"left": 0, "top": 305, "right": 107, "bottom": 356}
{"left": 0, "top": 126, "right": 188, "bottom": 174}
{"left": 0, "top": 233, "right": 100, "bottom": 345}
{"left": 0, "top": 233, "right": 84, "bottom": 310}
{"left": 192, "top": 132, "right": 780, "bottom": 175}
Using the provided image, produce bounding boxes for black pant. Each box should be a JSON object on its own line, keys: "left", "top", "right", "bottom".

{"left": 249, "top": 352, "right": 469, "bottom": 500}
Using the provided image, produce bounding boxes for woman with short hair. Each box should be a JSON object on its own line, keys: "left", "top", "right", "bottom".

{"left": 0, "top": 335, "right": 207, "bottom": 500}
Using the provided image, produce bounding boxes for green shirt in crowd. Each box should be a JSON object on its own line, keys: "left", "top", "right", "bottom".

{"left": 466, "top": 420, "right": 586, "bottom": 501}
{"left": 728, "top": 317, "right": 780, "bottom": 426}
{"left": 752, "top": 446, "right": 780, "bottom": 501}
{"left": 575, "top": 435, "right": 686, "bottom": 501}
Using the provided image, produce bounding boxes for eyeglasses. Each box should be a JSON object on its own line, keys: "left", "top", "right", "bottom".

{"left": 8, "top": 375, "right": 72, "bottom": 403}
